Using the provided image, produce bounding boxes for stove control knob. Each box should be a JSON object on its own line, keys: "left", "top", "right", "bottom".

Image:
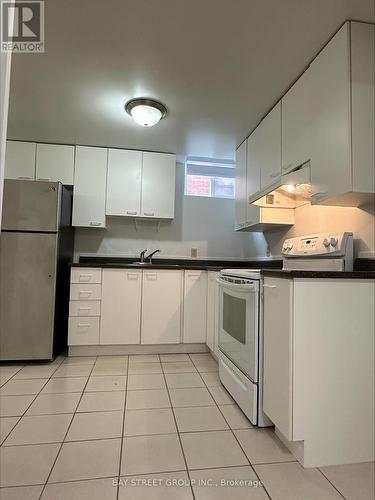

{"left": 323, "top": 238, "right": 330, "bottom": 248}
{"left": 330, "top": 236, "right": 338, "bottom": 247}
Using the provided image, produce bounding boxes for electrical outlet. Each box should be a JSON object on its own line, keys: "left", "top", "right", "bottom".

{"left": 191, "top": 247, "right": 198, "bottom": 258}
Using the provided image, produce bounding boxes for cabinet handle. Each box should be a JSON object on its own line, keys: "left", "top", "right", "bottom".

{"left": 37, "top": 177, "right": 51, "bottom": 181}
{"left": 127, "top": 272, "right": 139, "bottom": 280}
{"left": 282, "top": 163, "right": 293, "bottom": 171}
{"left": 77, "top": 323, "right": 90, "bottom": 328}
{"left": 270, "top": 172, "right": 280, "bottom": 178}
{"left": 145, "top": 273, "right": 157, "bottom": 280}
{"left": 89, "top": 222, "right": 101, "bottom": 226}
{"left": 17, "top": 176, "right": 32, "bottom": 180}
{"left": 143, "top": 212, "right": 155, "bottom": 217}
{"left": 79, "top": 291, "right": 93, "bottom": 298}
{"left": 187, "top": 273, "right": 200, "bottom": 279}
{"left": 78, "top": 274, "right": 93, "bottom": 282}
{"left": 78, "top": 307, "right": 91, "bottom": 314}
{"left": 262, "top": 284, "right": 276, "bottom": 289}
{"left": 126, "top": 211, "right": 137, "bottom": 215}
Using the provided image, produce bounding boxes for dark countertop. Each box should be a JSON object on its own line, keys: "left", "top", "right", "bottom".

{"left": 72, "top": 257, "right": 375, "bottom": 277}
{"left": 73, "top": 257, "right": 282, "bottom": 271}
{"left": 261, "top": 269, "right": 375, "bottom": 279}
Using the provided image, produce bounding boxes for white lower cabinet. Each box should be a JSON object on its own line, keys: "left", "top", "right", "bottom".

{"left": 68, "top": 317, "right": 100, "bottom": 346}
{"left": 183, "top": 271, "right": 207, "bottom": 343}
{"left": 263, "top": 276, "right": 375, "bottom": 467}
{"left": 100, "top": 269, "right": 142, "bottom": 345}
{"left": 206, "top": 271, "right": 219, "bottom": 356}
{"left": 263, "top": 277, "right": 293, "bottom": 440}
{"left": 141, "top": 270, "right": 183, "bottom": 344}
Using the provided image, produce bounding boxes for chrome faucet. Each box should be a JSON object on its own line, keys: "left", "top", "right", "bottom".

{"left": 139, "top": 249, "right": 148, "bottom": 263}
{"left": 145, "top": 249, "right": 160, "bottom": 264}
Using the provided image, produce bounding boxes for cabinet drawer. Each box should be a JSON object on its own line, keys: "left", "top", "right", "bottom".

{"left": 68, "top": 317, "right": 100, "bottom": 345}
{"left": 70, "top": 283, "right": 102, "bottom": 301}
{"left": 69, "top": 300, "right": 101, "bottom": 317}
{"left": 71, "top": 268, "right": 102, "bottom": 284}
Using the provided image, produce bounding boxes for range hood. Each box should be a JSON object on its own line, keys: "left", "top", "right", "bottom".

{"left": 249, "top": 162, "right": 312, "bottom": 207}
{"left": 238, "top": 163, "right": 311, "bottom": 232}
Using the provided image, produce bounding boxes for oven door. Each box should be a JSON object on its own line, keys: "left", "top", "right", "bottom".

{"left": 217, "top": 276, "right": 259, "bottom": 382}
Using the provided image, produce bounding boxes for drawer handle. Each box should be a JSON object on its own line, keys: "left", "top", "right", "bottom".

{"left": 37, "top": 177, "right": 51, "bottom": 181}
{"left": 143, "top": 212, "right": 155, "bottom": 217}
{"left": 78, "top": 274, "right": 93, "bottom": 282}
{"left": 262, "top": 284, "right": 276, "bottom": 289}
{"left": 89, "top": 222, "right": 101, "bottom": 226}
{"left": 126, "top": 211, "right": 137, "bottom": 215}
{"left": 282, "top": 163, "right": 293, "bottom": 171}
{"left": 270, "top": 172, "right": 280, "bottom": 178}
{"left": 78, "top": 307, "right": 91, "bottom": 312}
{"left": 17, "top": 176, "right": 33, "bottom": 180}
{"left": 77, "top": 323, "right": 90, "bottom": 328}
{"left": 79, "top": 291, "right": 93, "bottom": 298}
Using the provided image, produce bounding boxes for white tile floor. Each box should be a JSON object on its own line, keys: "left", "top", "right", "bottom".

{"left": 0, "top": 353, "right": 373, "bottom": 500}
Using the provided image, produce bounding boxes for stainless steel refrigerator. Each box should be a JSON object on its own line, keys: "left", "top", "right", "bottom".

{"left": 0, "top": 179, "right": 74, "bottom": 361}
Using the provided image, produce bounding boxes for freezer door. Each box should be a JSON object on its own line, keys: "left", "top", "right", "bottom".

{"left": 0, "top": 232, "right": 58, "bottom": 360}
{"left": 1, "top": 179, "right": 60, "bottom": 232}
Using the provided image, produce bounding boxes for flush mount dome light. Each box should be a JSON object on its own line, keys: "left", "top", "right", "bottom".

{"left": 125, "top": 98, "right": 167, "bottom": 127}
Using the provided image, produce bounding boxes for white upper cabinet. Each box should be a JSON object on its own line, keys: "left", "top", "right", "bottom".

{"left": 106, "top": 149, "right": 142, "bottom": 217}
{"left": 141, "top": 152, "right": 176, "bottom": 219}
{"left": 5, "top": 141, "right": 36, "bottom": 180}
{"left": 72, "top": 146, "right": 108, "bottom": 228}
{"left": 234, "top": 140, "right": 247, "bottom": 229}
{"left": 100, "top": 269, "right": 141, "bottom": 345}
{"left": 309, "top": 21, "right": 374, "bottom": 205}
{"left": 183, "top": 271, "right": 207, "bottom": 343}
{"left": 281, "top": 67, "right": 313, "bottom": 174}
{"left": 35, "top": 143, "right": 75, "bottom": 184}
{"left": 141, "top": 270, "right": 182, "bottom": 344}
{"left": 259, "top": 103, "right": 282, "bottom": 192}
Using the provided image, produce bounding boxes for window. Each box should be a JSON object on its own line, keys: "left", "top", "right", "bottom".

{"left": 185, "top": 157, "right": 235, "bottom": 198}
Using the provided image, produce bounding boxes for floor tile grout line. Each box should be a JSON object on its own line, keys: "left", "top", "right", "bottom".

{"left": 1, "top": 373, "right": 59, "bottom": 447}
{"left": 189, "top": 353, "right": 274, "bottom": 500}
{"left": 160, "top": 353, "right": 196, "bottom": 500}
{"left": 37, "top": 356, "right": 97, "bottom": 500}
{"left": 116, "top": 352, "right": 130, "bottom": 500}
{"left": 316, "top": 467, "right": 348, "bottom": 500}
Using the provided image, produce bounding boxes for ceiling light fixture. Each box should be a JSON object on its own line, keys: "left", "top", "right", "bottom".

{"left": 125, "top": 98, "right": 167, "bottom": 127}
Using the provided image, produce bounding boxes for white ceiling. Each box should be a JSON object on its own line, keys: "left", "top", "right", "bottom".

{"left": 7, "top": 0, "right": 374, "bottom": 161}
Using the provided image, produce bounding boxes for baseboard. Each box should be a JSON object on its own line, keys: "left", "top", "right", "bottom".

{"left": 68, "top": 343, "right": 209, "bottom": 356}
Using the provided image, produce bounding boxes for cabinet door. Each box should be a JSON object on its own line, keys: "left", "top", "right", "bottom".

{"left": 141, "top": 270, "right": 182, "bottom": 344}
{"left": 5, "top": 141, "right": 36, "bottom": 180}
{"left": 234, "top": 141, "right": 247, "bottom": 229}
{"left": 68, "top": 317, "right": 100, "bottom": 346}
{"left": 246, "top": 132, "right": 261, "bottom": 206}
{"left": 263, "top": 277, "right": 293, "bottom": 440}
{"left": 206, "top": 271, "right": 219, "bottom": 355}
{"left": 259, "top": 103, "right": 282, "bottom": 191}
{"left": 141, "top": 152, "right": 176, "bottom": 219}
{"left": 106, "top": 149, "right": 142, "bottom": 216}
{"left": 36, "top": 144, "right": 75, "bottom": 184}
{"left": 183, "top": 271, "right": 207, "bottom": 343}
{"left": 309, "top": 23, "right": 351, "bottom": 203}
{"left": 72, "top": 146, "right": 108, "bottom": 228}
{"left": 100, "top": 269, "right": 141, "bottom": 345}
{"left": 281, "top": 68, "right": 312, "bottom": 174}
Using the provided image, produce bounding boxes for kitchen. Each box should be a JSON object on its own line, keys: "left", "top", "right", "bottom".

{"left": 0, "top": 1, "right": 374, "bottom": 499}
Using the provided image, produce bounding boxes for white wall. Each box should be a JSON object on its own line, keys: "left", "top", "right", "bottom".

{"left": 264, "top": 202, "right": 375, "bottom": 259}
{"left": 74, "top": 164, "right": 269, "bottom": 261}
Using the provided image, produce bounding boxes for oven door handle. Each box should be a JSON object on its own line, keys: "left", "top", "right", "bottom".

{"left": 216, "top": 276, "right": 258, "bottom": 292}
